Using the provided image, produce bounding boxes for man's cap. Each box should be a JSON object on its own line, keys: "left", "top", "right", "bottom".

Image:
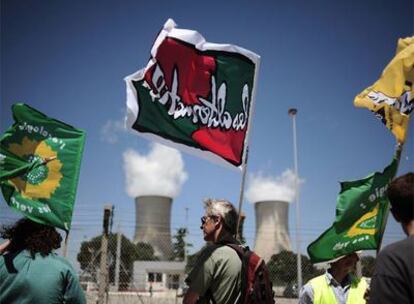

{"left": 314, "top": 251, "right": 363, "bottom": 265}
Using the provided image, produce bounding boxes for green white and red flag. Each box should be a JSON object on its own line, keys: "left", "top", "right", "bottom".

{"left": 125, "top": 19, "right": 260, "bottom": 169}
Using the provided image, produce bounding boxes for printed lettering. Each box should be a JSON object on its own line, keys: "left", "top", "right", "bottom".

{"left": 144, "top": 63, "right": 250, "bottom": 131}
{"left": 16, "top": 121, "right": 67, "bottom": 150}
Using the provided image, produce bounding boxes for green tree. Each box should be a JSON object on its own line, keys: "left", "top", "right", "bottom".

{"left": 136, "top": 242, "right": 158, "bottom": 261}
{"left": 171, "top": 227, "right": 192, "bottom": 261}
{"left": 266, "top": 250, "right": 322, "bottom": 286}
{"left": 77, "top": 234, "right": 157, "bottom": 290}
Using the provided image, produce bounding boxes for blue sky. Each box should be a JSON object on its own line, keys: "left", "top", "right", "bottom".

{"left": 1, "top": 0, "right": 413, "bottom": 265}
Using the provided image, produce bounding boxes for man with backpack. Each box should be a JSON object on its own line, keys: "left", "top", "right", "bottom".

{"left": 183, "top": 199, "right": 242, "bottom": 304}
{"left": 183, "top": 198, "right": 275, "bottom": 304}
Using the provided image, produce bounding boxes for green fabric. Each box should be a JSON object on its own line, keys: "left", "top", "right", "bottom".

{"left": 186, "top": 245, "right": 241, "bottom": 304}
{"left": 310, "top": 274, "right": 367, "bottom": 304}
{"left": 0, "top": 146, "right": 43, "bottom": 181}
{"left": 0, "top": 250, "right": 86, "bottom": 304}
{"left": 0, "top": 103, "right": 86, "bottom": 231}
{"left": 307, "top": 156, "right": 398, "bottom": 263}
{"left": 128, "top": 34, "right": 258, "bottom": 168}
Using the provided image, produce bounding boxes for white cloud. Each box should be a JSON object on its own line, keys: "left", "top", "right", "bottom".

{"left": 245, "top": 169, "right": 304, "bottom": 203}
{"left": 100, "top": 119, "right": 125, "bottom": 144}
{"left": 123, "top": 143, "right": 188, "bottom": 198}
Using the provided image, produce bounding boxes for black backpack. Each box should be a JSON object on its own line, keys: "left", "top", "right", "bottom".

{"left": 227, "top": 244, "right": 276, "bottom": 304}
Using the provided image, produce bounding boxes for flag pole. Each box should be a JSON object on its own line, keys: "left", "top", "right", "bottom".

{"left": 62, "top": 231, "right": 69, "bottom": 258}
{"left": 236, "top": 57, "right": 260, "bottom": 241}
{"left": 288, "top": 107, "right": 303, "bottom": 291}
{"left": 236, "top": 147, "right": 249, "bottom": 240}
{"left": 376, "top": 142, "right": 404, "bottom": 254}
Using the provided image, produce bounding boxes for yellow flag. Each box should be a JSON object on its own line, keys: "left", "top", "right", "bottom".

{"left": 354, "top": 37, "right": 414, "bottom": 143}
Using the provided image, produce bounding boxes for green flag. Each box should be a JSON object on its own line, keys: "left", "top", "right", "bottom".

{"left": 0, "top": 103, "right": 86, "bottom": 231}
{"left": 307, "top": 157, "right": 398, "bottom": 263}
{"left": 0, "top": 145, "right": 43, "bottom": 181}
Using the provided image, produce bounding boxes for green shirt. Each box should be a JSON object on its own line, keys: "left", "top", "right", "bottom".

{"left": 186, "top": 244, "right": 241, "bottom": 304}
{"left": 0, "top": 250, "right": 86, "bottom": 304}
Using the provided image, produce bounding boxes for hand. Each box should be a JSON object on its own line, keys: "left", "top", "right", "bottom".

{"left": 364, "top": 286, "right": 370, "bottom": 302}
{"left": 183, "top": 290, "right": 199, "bottom": 304}
{"left": 0, "top": 240, "right": 11, "bottom": 254}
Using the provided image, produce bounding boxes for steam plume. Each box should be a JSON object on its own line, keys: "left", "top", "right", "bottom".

{"left": 246, "top": 169, "right": 303, "bottom": 203}
{"left": 123, "top": 143, "right": 188, "bottom": 198}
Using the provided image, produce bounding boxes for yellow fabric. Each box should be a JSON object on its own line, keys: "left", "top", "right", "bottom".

{"left": 310, "top": 274, "right": 367, "bottom": 304}
{"left": 354, "top": 36, "right": 414, "bottom": 143}
{"left": 311, "top": 275, "right": 337, "bottom": 304}
{"left": 347, "top": 277, "right": 367, "bottom": 304}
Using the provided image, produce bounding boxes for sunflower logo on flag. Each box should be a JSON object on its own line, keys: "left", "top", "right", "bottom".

{"left": 0, "top": 103, "right": 85, "bottom": 231}
{"left": 7, "top": 136, "right": 63, "bottom": 199}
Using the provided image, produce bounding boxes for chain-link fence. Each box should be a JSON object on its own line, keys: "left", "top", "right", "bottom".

{"left": 0, "top": 205, "right": 396, "bottom": 304}
{"left": 71, "top": 228, "right": 380, "bottom": 304}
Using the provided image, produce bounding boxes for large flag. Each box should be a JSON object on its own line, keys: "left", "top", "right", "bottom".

{"left": 307, "top": 157, "right": 398, "bottom": 263}
{"left": 125, "top": 19, "right": 260, "bottom": 169}
{"left": 0, "top": 103, "right": 86, "bottom": 231}
{"left": 0, "top": 146, "right": 43, "bottom": 181}
{"left": 354, "top": 36, "right": 414, "bottom": 143}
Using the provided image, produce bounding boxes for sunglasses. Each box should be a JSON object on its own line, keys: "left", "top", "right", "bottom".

{"left": 200, "top": 215, "right": 217, "bottom": 225}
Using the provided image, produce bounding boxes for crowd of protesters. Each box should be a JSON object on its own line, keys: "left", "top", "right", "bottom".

{"left": 0, "top": 172, "right": 412, "bottom": 304}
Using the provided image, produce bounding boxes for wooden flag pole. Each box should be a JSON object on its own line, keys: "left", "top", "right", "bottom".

{"left": 235, "top": 57, "right": 260, "bottom": 241}
{"left": 236, "top": 147, "right": 249, "bottom": 241}
{"left": 62, "top": 231, "right": 69, "bottom": 258}
{"left": 376, "top": 142, "right": 404, "bottom": 254}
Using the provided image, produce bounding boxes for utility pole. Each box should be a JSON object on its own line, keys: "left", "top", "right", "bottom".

{"left": 114, "top": 223, "right": 121, "bottom": 291}
{"left": 184, "top": 207, "right": 189, "bottom": 264}
{"left": 97, "top": 205, "right": 112, "bottom": 304}
{"left": 288, "top": 108, "right": 303, "bottom": 291}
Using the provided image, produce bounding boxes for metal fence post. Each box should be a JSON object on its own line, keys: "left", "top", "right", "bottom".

{"left": 97, "top": 205, "right": 112, "bottom": 304}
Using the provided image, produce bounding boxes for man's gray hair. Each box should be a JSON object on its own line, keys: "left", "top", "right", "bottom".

{"left": 204, "top": 199, "right": 238, "bottom": 234}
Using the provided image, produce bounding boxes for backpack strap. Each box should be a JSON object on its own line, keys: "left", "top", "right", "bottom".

{"left": 205, "top": 288, "right": 217, "bottom": 304}
{"left": 226, "top": 244, "right": 250, "bottom": 304}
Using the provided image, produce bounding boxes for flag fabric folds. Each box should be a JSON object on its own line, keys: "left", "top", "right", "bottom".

{"left": 307, "top": 157, "right": 398, "bottom": 263}
{"left": 354, "top": 36, "right": 414, "bottom": 143}
{"left": 125, "top": 19, "right": 260, "bottom": 169}
{"left": 0, "top": 103, "right": 86, "bottom": 231}
{"left": 0, "top": 146, "right": 43, "bottom": 181}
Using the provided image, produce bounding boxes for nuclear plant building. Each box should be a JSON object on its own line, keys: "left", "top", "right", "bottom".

{"left": 133, "top": 195, "right": 173, "bottom": 260}
{"left": 254, "top": 200, "right": 291, "bottom": 262}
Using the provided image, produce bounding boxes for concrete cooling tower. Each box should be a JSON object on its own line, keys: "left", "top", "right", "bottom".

{"left": 133, "top": 195, "right": 173, "bottom": 260}
{"left": 254, "top": 200, "right": 291, "bottom": 262}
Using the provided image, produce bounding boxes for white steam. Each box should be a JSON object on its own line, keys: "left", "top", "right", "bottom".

{"left": 245, "top": 169, "right": 303, "bottom": 203}
{"left": 123, "top": 143, "right": 188, "bottom": 198}
{"left": 100, "top": 119, "right": 125, "bottom": 144}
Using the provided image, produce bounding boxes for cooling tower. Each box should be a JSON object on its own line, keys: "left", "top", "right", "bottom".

{"left": 254, "top": 200, "right": 291, "bottom": 262}
{"left": 134, "top": 195, "right": 173, "bottom": 260}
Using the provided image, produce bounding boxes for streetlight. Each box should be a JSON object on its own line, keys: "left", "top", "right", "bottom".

{"left": 288, "top": 108, "right": 303, "bottom": 292}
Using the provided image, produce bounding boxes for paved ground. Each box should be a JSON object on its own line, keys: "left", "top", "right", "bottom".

{"left": 276, "top": 297, "right": 297, "bottom": 304}
{"left": 86, "top": 292, "right": 298, "bottom": 303}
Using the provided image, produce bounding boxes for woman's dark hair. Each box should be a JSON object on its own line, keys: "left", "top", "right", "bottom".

{"left": 387, "top": 172, "right": 414, "bottom": 223}
{"left": 0, "top": 218, "right": 62, "bottom": 257}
